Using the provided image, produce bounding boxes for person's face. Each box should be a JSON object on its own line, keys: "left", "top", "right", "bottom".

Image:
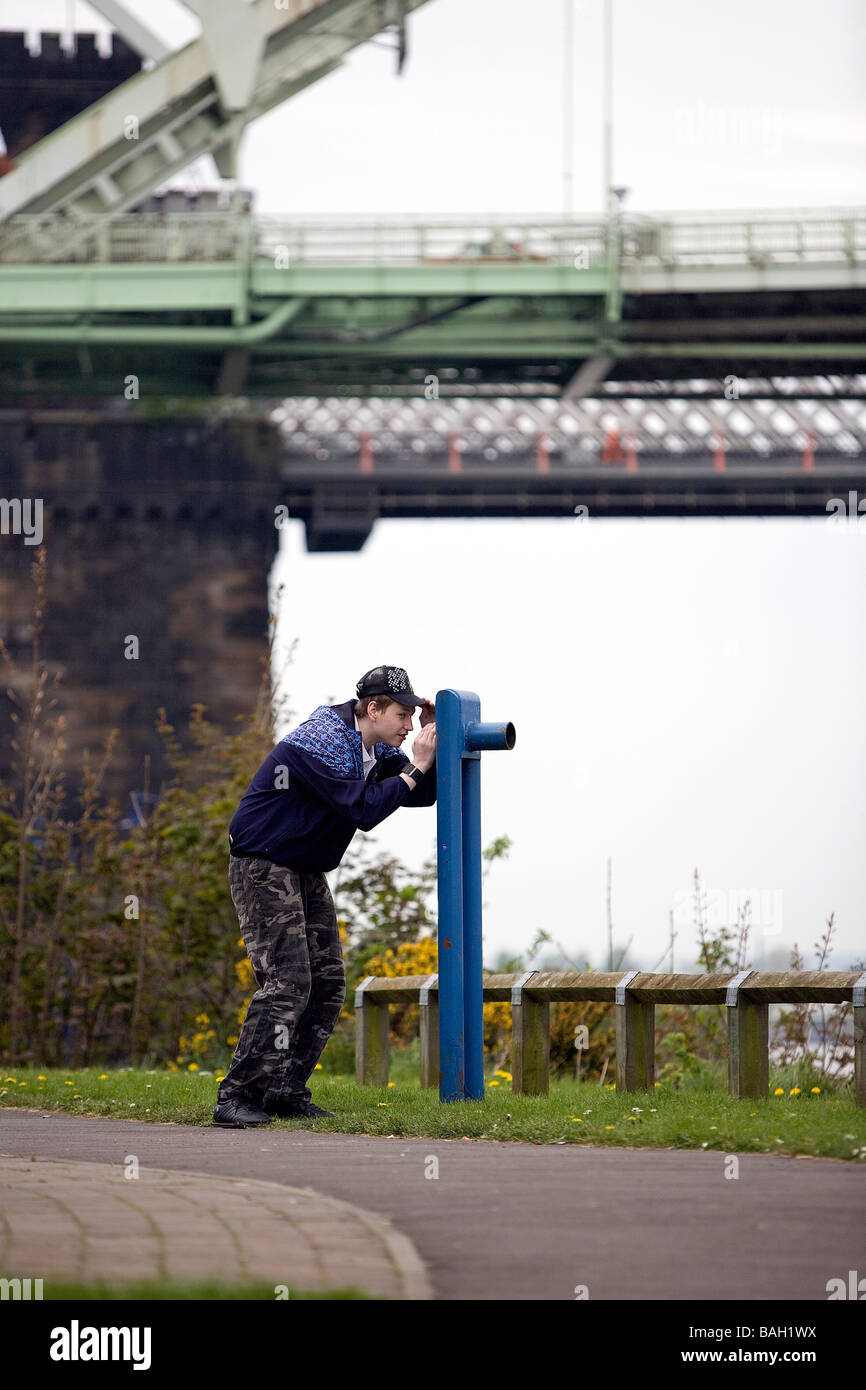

{"left": 368, "top": 698, "right": 414, "bottom": 745}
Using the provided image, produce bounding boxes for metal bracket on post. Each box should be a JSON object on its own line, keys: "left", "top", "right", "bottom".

{"left": 725, "top": 969, "right": 755, "bottom": 1006}
{"left": 615, "top": 968, "right": 639, "bottom": 1005}
{"left": 353, "top": 975, "right": 375, "bottom": 1010}
{"left": 419, "top": 974, "right": 439, "bottom": 1089}
{"left": 726, "top": 969, "right": 768, "bottom": 1100}
{"left": 615, "top": 969, "right": 653, "bottom": 1093}
{"left": 511, "top": 970, "right": 538, "bottom": 1007}
{"left": 853, "top": 970, "right": 866, "bottom": 1109}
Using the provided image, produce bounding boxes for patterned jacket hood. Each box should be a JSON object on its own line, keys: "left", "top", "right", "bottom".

{"left": 229, "top": 699, "right": 435, "bottom": 872}
{"left": 283, "top": 699, "right": 401, "bottom": 779}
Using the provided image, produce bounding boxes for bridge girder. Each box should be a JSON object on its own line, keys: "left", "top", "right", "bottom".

{"left": 0, "top": 209, "right": 863, "bottom": 399}
{"left": 0, "top": 0, "right": 430, "bottom": 224}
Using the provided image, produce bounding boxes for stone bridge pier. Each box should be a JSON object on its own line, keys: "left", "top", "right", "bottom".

{"left": 0, "top": 414, "right": 282, "bottom": 810}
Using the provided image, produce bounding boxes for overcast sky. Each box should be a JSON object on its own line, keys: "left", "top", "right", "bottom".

{"left": 16, "top": 0, "right": 866, "bottom": 969}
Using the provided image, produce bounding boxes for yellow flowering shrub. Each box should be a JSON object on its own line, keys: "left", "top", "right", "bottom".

{"left": 172, "top": 1023, "right": 218, "bottom": 1071}
{"left": 235, "top": 958, "right": 255, "bottom": 993}
{"left": 358, "top": 937, "right": 511, "bottom": 1056}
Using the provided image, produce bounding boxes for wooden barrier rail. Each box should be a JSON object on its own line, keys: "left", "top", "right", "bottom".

{"left": 354, "top": 970, "right": 866, "bottom": 1105}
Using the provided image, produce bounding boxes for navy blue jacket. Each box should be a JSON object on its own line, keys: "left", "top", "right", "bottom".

{"left": 228, "top": 699, "right": 436, "bottom": 872}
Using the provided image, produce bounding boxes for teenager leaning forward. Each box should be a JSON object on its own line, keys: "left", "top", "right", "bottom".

{"left": 213, "top": 666, "right": 437, "bottom": 1128}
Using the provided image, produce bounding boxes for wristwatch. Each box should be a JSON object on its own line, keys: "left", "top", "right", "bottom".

{"left": 402, "top": 763, "right": 422, "bottom": 786}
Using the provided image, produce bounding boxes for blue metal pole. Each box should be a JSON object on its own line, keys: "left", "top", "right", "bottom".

{"left": 462, "top": 749, "right": 484, "bottom": 1099}
{"left": 436, "top": 691, "right": 516, "bottom": 1104}
{"left": 435, "top": 689, "right": 465, "bottom": 1101}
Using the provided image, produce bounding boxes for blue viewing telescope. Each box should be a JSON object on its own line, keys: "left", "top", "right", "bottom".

{"left": 435, "top": 689, "right": 516, "bottom": 1102}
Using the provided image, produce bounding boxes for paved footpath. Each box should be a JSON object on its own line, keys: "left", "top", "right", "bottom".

{"left": 2, "top": 1109, "right": 865, "bottom": 1300}
{"left": 0, "top": 1152, "right": 429, "bottom": 1299}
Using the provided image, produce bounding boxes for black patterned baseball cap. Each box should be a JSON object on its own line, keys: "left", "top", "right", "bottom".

{"left": 356, "top": 665, "right": 425, "bottom": 708}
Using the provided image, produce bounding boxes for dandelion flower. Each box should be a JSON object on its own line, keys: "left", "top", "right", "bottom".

{"left": 773, "top": 1087, "right": 784, "bottom": 1095}
{"left": 570, "top": 1117, "right": 582, "bottom": 1123}
{"left": 314, "top": 1063, "right": 322, "bottom": 1070}
{"left": 387, "top": 1081, "right": 395, "bottom": 1087}
{"left": 604, "top": 1124, "right": 614, "bottom": 1130}
{"left": 811, "top": 1086, "right": 821, "bottom": 1094}
{"left": 377, "top": 1102, "right": 390, "bottom": 1107}
{"left": 789, "top": 1087, "right": 800, "bottom": 1096}
{"left": 64, "top": 1080, "right": 74, "bottom": 1086}
{"left": 187, "top": 1063, "right": 199, "bottom": 1071}
{"left": 37, "top": 1075, "right": 46, "bottom": 1081}
{"left": 487, "top": 1080, "right": 499, "bottom": 1087}
{"left": 98, "top": 1074, "right": 108, "bottom": 1080}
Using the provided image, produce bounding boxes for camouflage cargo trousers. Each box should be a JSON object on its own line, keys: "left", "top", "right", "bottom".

{"left": 217, "top": 855, "right": 345, "bottom": 1107}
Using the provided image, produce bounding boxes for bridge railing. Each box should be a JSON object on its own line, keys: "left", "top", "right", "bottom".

{"left": 645, "top": 213, "right": 866, "bottom": 267}
{"left": 0, "top": 211, "right": 251, "bottom": 264}
{"left": 353, "top": 970, "right": 865, "bottom": 1103}
{"left": 1, "top": 209, "right": 863, "bottom": 267}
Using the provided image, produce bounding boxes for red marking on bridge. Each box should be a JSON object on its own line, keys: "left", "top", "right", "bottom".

{"left": 626, "top": 430, "right": 638, "bottom": 473}
{"left": 448, "top": 432, "right": 462, "bottom": 473}
{"left": 802, "top": 428, "right": 815, "bottom": 472}
{"left": 536, "top": 430, "right": 550, "bottom": 473}
{"left": 601, "top": 425, "right": 622, "bottom": 464}
{"left": 360, "top": 431, "right": 373, "bottom": 474}
{"left": 713, "top": 428, "right": 727, "bottom": 472}
{"left": 443, "top": 937, "right": 451, "bottom": 949}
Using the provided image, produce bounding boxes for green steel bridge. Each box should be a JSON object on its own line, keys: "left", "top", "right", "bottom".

{"left": 0, "top": 1, "right": 862, "bottom": 402}
{"left": 1, "top": 207, "right": 864, "bottom": 399}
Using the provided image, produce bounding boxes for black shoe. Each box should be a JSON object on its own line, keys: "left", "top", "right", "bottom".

{"left": 212, "top": 1096, "right": 273, "bottom": 1128}
{"left": 267, "top": 1098, "right": 334, "bottom": 1119}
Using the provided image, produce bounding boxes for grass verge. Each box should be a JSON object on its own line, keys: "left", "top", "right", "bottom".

{"left": 2, "top": 1065, "right": 864, "bottom": 1160}
{"left": 37, "top": 1281, "right": 375, "bottom": 1300}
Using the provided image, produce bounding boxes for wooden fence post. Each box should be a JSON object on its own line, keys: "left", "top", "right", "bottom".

{"left": 354, "top": 976, "right": 390, "bottom": 1086}
{"left": 419, "top": 974, "right": 439, "bottom": 1089}
{"left": 726, "top": 970, "right": 768, "bottom": 1100}
{"left": 615, "top": 969, "right": 655, "bottom": 1091}
{"left": 854, "top": 971, "right": 866, "bottom": 1109}
{"left": 511, "top": 970, "right": 549, "bottom": 1095}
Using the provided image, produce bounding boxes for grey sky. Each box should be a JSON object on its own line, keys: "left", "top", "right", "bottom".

{"left": 17, "top": 0, "right": 866, "bottom": 969}
{"left": 272, "top": 516, "right": 866, "bottom": 972}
